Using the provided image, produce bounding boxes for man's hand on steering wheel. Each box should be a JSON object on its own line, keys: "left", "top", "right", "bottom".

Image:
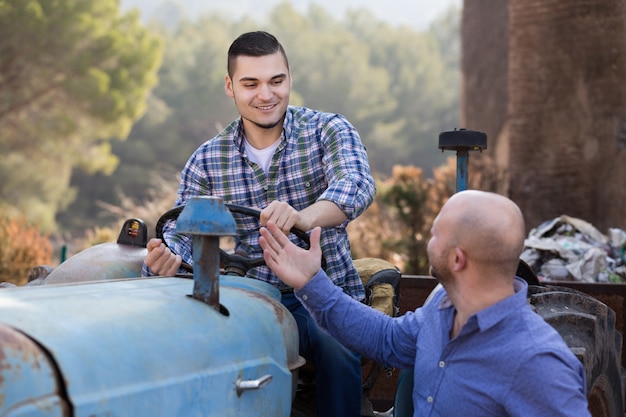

{"left": 260, "top": 201, "right": 306, "bottom": 236}
{"left": 145, "top": 238, "right": 183, "bottom": 276}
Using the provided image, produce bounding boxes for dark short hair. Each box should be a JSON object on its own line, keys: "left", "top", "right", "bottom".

{"left": 227, "top": 31, "right": 289, "bottom": 77}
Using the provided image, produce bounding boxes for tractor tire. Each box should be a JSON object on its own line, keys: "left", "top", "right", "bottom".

{"left": 528, "top": 284, "right": 625, "bottom": 417}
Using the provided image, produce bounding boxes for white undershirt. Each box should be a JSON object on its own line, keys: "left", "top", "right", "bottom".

{"left": 244, "top": 138, "right": 280, "bottom": 175}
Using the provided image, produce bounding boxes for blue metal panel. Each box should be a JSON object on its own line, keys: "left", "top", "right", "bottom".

{"left": 176, "top": 196, "right": 237, "bottom": 237}
{"left": 0, "top": 276, "right": 297, "bottom": 417}
{"left": 0, "top": 324, "right": 69, "bottom": 416}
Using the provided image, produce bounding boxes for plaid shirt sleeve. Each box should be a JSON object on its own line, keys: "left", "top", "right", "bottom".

{"left": 315, "top": 113, "right": 376, "bottom": 221}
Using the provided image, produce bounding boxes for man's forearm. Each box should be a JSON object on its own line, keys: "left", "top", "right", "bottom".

{"left": 298, "top": 200, "right": 347, "bottom": 230}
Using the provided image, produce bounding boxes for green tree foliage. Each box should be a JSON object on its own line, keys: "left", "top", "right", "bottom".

{"left": 345, "top": 8, "right": 461, "bottom": 174}
{"left": 0, "top": 0, "right": 163, "bottom": 231}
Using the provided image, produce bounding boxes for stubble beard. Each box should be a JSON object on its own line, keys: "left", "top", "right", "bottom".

{"left": 245, "top": 111, "right": 287, "bottom": 130}
{"left": 429, "top": 255, "right": 451, "bottom": 286}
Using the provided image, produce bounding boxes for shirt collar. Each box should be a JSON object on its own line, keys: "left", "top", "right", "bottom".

{"left": 232, "top": 119, "right": 246, "bottom": 152}
{"left": 438, "top": 277, "right": 529, "bottom": 332}
{"left": 232, "top": 107, "right": 292, "bottom": 152}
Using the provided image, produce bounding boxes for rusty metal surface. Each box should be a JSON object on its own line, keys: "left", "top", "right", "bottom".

{"left": 176, "top": 196, "right": 237, "bottom": 237}
{"left": 0, "top": 276, "right": 297, "bottom": 416}
{"left": 0, "top": 323, "right": 70, "bottom": 416}
{"left": 191, "top": 235, "right": 222, "bottom": 310}
{"left": 177, "top": 196, "right": 240, "bottom": 312}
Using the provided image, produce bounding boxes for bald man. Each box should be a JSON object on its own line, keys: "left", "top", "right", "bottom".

{"left": 259, "top": 190, "right": 590, "bottom": 417}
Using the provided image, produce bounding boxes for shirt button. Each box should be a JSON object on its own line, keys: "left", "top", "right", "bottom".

{"left": 302, "top": 295, "right": 308, "bottom": 301}
{"left": 305, "top": 182, "right": 311, "bottom": 187}
{"left": 439, "top": 361, "right": 445, "bottom": 368}
{"left": 427, "top": 396, "right": 434, "bottom": 403}
{"left": 263, "top": 185, "right": 269, "bottom": 191}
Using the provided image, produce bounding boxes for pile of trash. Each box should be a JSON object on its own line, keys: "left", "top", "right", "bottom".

{"left": 521, "top": 215, "right": 626, "bottom": 283}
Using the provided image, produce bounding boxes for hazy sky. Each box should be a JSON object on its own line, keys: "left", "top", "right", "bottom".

{"left": 122, "top": 0, "right": 462, "bottom": 30}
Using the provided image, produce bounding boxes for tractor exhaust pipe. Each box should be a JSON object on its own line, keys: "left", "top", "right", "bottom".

{"left": 176, "top": 196, "right": 237, "bottom": 312}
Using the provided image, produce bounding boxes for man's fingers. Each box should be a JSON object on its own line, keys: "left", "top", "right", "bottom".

{"left": 156, "top": 253, "right": 180, "bottom": 276}
{"left": 259, "top": 224, "right": 281, "bottom": 254}
{"left": 146, "top": 238, "right": 163, "bottom": 251}
{"left": 145, "top": 241, "right": 181, "bottom": 275}
{"left": 260, "top": 201, "right": 281, "bottom": 226}
{"left": 160, "top": 253, "right": 181, "bottom": 275}
{"left": 309, "top": 226, "right": 321, "bottom": 250}
{"left": 260, "top": 202, "right": 299, "bottom": 234}
{"left": 259, "top": 228, "right": 282, "bottom": 270}
{"left": 168, "top": 255, "right": 182, "bottom": 275}
{"left": 259, "top": 206, "right": 273, "bottom": 226}
{"left": 266, "top": 221, "right": 291, "bottom": 246}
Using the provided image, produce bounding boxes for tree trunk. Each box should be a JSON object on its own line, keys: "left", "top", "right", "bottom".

{"left": 508, "top": 0, "right": 626, "bottom": 232}
{"left": 461, "top": 0, "right": 509, "bottom": 171}
{"left": 463, "top": 0, "right": 626, "bottom": 232}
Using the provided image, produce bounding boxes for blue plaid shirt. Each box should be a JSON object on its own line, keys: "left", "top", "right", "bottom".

{"left": 143, "top": 106, "right": 376, "bottom": 300}
{"left": 298, "top": 275, "right": 590, "bottom": 417}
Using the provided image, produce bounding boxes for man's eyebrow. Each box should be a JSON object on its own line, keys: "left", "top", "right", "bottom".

{"left": 238, "top": 73, "right": 287, "bottom": 83}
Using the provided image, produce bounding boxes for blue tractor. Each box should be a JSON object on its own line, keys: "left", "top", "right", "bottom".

{"left": 0, "top": 197, "right": 306, "bottom": 416}
{"left": 0, "top": 196, "right": 402, "bottom": 417}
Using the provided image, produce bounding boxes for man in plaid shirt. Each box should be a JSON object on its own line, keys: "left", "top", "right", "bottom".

{"left": 143, "top": 31, "right": 376, "bottom": 416}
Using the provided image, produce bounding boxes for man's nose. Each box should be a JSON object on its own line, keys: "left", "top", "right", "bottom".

{"left": 257, "top": 83, "right": 273, "bottom": 100}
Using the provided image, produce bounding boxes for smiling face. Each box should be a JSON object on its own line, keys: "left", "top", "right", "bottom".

{"left": 225, "top": 52, "right": 291, "bottom": 138}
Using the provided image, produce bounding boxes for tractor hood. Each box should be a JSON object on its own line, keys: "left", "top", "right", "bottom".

{"left": 0, "top": 275, "right": 302, "bottom": 417}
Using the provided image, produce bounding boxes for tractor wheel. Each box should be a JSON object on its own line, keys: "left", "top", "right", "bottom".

{"left": 528, "top": 285, "right": 625, "bottom": 417}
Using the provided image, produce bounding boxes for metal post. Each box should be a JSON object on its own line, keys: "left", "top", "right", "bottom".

{"left": 438, "top": 129, "right": 487, "bottom": 193}
{"left": 176, "top": 197, "right": 237, "bottom": 312}
{"left": 456, "top": 149, "right": 469, "bottom": 192}
{"left": 191, "top": 235, "right": 221, "bottom": 308}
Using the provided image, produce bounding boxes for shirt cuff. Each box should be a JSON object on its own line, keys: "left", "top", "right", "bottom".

{"left": 295, "top": 269, "right": 339, "bottom": 306}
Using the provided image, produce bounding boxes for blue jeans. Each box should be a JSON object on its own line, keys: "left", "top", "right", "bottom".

{"left": 281, "top": 292, "right": 362, "bottom": 417}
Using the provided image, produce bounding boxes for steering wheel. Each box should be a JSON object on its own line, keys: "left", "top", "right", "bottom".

{"left": 155, "top": 203, "right": 313, "bottom": 276}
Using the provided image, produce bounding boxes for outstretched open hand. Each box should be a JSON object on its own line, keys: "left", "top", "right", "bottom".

{"left": 259, "top": 221, "right": 322, "bottom": 290}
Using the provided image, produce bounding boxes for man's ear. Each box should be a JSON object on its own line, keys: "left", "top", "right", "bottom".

{"left": 452, "top": 247, "right": 466, "bottom": 272}
{"left": 225, "top": 75, "right": 234, "bottom": 98}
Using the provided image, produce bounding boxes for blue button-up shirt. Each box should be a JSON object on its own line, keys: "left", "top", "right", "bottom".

{"left": 297, "top": 274, "right": 590, "bottom": 417}
{"left": 143, "top": 106, "right": 375, "bottom": 300}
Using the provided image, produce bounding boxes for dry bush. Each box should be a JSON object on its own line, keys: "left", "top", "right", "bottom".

{"left": 348, "top": 198, "right": 401, "bottom": 263}
{"left": 426, "top": 156, "right": 456, "bottom": 216}
{"left": 349, "top": 157, "right": 461, "bottom": 275}
{"left": 0, "top": 214, "right": 52, "bottom": 286}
